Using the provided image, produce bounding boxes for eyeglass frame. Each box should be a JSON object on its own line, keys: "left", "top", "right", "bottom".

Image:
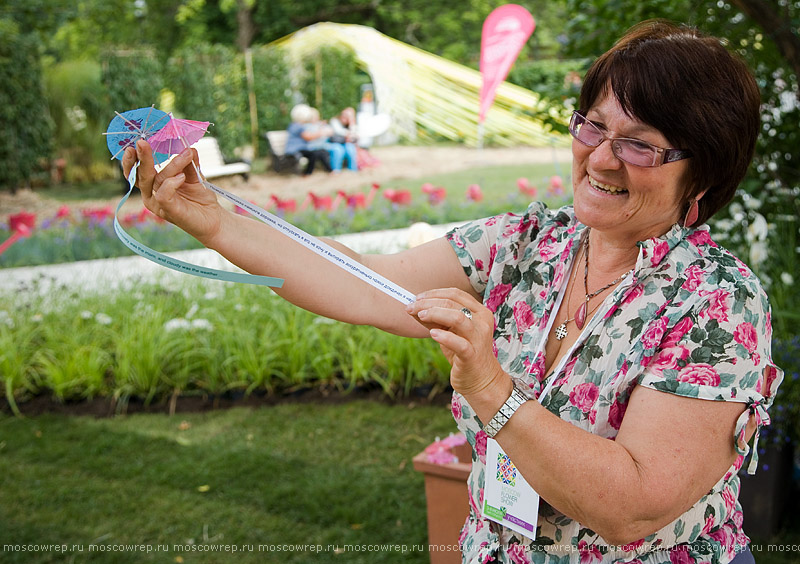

{"left": 568, "top": 110, "right": 692, "bottom": 167}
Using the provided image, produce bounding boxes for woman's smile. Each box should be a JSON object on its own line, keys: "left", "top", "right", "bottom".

{"left": 588, "top": 175, "right": 628, "bottom": 195}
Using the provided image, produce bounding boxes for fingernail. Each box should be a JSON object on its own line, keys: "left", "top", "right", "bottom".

{"left": 418, "top": 309, "right": 428, "bottom": 319}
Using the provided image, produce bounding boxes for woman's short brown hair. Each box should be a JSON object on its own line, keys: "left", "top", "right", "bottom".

{"left": 579, "top": 20, "right": 761, "bottom": 225}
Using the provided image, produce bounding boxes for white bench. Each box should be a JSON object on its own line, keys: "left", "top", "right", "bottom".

{"left": 265, "top": 130, "right": 307, "bottom": 174}
{"left": 193, "top": 137, "right": 251, "bottom": 180}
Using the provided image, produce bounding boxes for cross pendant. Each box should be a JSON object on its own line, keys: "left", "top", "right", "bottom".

{"left": 554, "top": 323, "right": 568, "bottom": 340}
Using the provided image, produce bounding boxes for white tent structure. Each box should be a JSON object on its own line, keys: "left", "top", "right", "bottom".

{"left": 272, "top": 23, "right": 569, "bottom": 148}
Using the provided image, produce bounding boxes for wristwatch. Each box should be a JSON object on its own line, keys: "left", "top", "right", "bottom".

{"left": 484, "top": 387, "right": 529, "bottom": 438}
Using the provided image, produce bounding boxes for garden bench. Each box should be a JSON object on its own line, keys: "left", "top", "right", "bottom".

{"left": 193, "top": 137, "right": 251, "bottom": 180}
{"left": 265, "top": 130, "right": 307, "bottom": 174}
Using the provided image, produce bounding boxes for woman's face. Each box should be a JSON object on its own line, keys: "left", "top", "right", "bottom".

{"left": 571, "top": 92, "right": 689, "bottom": 243}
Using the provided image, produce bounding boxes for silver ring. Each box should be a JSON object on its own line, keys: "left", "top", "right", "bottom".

{"left": 460, "top": 307, "right": 473, "bottom": 320}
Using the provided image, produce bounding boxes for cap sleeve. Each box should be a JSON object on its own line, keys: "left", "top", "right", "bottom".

{"left": 637, "top": 278, "right": 783, "bottom": 474}
{"left": 446, "top": 201, "right": 550, "bottom": 296}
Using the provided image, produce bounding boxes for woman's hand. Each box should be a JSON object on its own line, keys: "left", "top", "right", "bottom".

{"left": 407, "top": 288, "right": 505, "bottom": 396}
{"left": 122, "top": 140, "right": 224, "bottom": 246}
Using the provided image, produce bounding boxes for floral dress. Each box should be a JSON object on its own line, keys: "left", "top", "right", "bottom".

{"left": 446, "top": 203, "right": 783, "bottom": 564}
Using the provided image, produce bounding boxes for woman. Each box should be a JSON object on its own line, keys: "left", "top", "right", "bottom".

{"left": 124, "top": 20, "right": 781, "bottom": 564}
{"left": 284, "top": 103, "right": 332, "bottom": 175}
{"left": 329, "top": 107, "right": 360, "bottom": 171}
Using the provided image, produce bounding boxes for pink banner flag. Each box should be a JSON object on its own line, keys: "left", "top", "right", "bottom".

{"left": 479, "top": 4, "right": 535, "bottom": 122}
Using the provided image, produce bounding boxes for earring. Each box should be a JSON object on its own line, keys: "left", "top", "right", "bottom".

{"left": 683, "top": 198, "right": 699, "bottom": 228}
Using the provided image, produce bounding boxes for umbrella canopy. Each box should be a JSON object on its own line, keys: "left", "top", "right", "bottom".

{"left": 147, "top": 115, "right": 211, "bottom": 156}
{"left": 104, "top": 106, "right": 170, "bottom": 164}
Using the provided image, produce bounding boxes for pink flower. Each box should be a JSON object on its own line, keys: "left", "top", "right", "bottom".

{"left": 677, "top": 364, "right": 720, "bottom": 386}
{"left": 687, "top": 229, "right": 717, "bottom": 248}
{"left": 651, "top": 240, "right": 670, "bottom": 266}
{"left": 451, "top": 395, "right": 462, "bottom": 420}
{"left": 733, "top": 322, "right": 758, "bottom": 354}
{"left": 569, "top": 382, "right": 599, "bottom": 413}
{"left": 621, "top": 538, "right": 645, "bottom": 552}
{"left": 622, "top": 284, "right": 644, "bottom": 306}
{"left": 81, "top": 205, "right": 114, "bottom": 222}
{"left": 578, "top": 540, "right": 602, "bottom": 564}
{"left": 609, "top": 398, "right": 627, "bottom": 430}
{"left": 485, "top": 283, "right": 512, "bottom": 313}
{"left": 475, "top": 430, "right": 488, "bottom": 464}
{"left": 513, "top": 301, "right": 535, "bottom": 334}
{"left": 650, "top": 346, "right": 690, "bottom": 373}
{"left": 538, "top": 240, "right": 557, "bottom": 261}
{"left": 524, "top": 352, "right": 546, "bottom": 381}
{"left": 722, "top": 486, "right": 736, "bottom": 515}
{"left": 669, "top": 546, "right": 694, "bottom": 564}
{"left": 642, "top": 316, "right": 669, "bottom": 349}
{"left": 9, "top": 211, "right": 36, "bottom": 235}
{"left": 709, "top": 525, "right": 735, "bottom": 551}
{"left": 55, "top": 205, "right": 72, "bottom": 219}
{"left": 682, "top": 265, "right": 705, "bottom": 292}
{"left": 475, "top": 259, "right": 484, "bottom": 271}
{"left": 517, "top": 177, "right": 537, "bottom": 197}
{"left": 467, "top": 184, "right": 483, "bottom": 202}
{"left": 702, "top": 515, "right": 715, "bottom": 535}
{"left": 700, "top": 289, "right": 730, "bottom": 323}
{"left": 662, "top": 318, "right": 694, "bottom": 347}
{"left": 507, "top": 542, "right": 528, "bottom": 564}
{"left": 451, "top": 232, "right": 466, "bottom": 249}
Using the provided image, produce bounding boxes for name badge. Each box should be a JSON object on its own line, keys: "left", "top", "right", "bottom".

{"left": 483, "top": 438, "right": 540, "bottom": 540}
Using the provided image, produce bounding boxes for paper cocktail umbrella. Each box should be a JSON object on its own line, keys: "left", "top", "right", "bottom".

{"left": 104, "top": 106, "right": 171, "bottom": 164}
{"left": 146, "top": 114, "right": 211, "bottom": 155}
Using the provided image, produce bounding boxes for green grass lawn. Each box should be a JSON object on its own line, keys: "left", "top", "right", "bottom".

{"left": 0, "top": 401, "right": 455, "bottom": 563}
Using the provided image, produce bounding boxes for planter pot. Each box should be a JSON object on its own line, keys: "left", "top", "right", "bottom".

{"left": 413, "top": 435, "right": 472, "bottom": 564}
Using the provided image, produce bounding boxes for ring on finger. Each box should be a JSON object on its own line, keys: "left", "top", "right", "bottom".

{"left": 460, "top": 307, "right": 473, "bottom": 320}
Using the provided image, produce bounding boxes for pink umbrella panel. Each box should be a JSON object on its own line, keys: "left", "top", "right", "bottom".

{"left": 146, "top": 115, "right": 212, "bottom": 156}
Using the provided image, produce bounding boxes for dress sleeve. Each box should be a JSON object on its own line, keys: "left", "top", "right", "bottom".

{"left": 637, "top": 278, "right": 784, "bottom": 474}
{"left": 446, "top": 202, "right": 549, "bottom": 297}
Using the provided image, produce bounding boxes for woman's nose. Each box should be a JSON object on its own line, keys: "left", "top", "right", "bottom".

{"left": 589, "top": 138, "right": 624, "bottom": 170}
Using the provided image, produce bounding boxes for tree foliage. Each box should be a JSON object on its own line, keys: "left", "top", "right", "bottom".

{"left": 0, "top": 19, "right": 53, "bottom": 191}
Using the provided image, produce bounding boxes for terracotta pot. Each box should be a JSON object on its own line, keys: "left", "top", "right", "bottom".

{"left": 413, "top": 437, "right": 472, "bottom": 564}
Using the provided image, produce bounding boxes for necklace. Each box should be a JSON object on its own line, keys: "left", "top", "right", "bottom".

{"left": 554, "top": 229, "right": 633, "bottom": 341}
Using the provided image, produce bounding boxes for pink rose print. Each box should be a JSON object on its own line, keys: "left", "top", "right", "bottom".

{"left": 489, "top": 244, "right": 498, "bottom": 267}
{"left": 687, "top": 229, "right": 718, "bottom": 248}
{"left": 525, "top": 352, "right": 546, "bottom": 382}
{"left": 699, "top": 289, "right": 730, "bottom": 323}
{"left": 513, "top": 301, "right": 536, "bottom": 334}
{"left": 650, "top": 346, "right": 690, "bottom": 373}
{"left": 475, "top": 430, "right": 488, "bottom": 464}
{"left": 651, "top": 240, "right": 670, "bottom": 267}
{"left": 475, "top": 259, "right": 484, "bottom": 271}
{"left": 609, "top": 398, "right": 628, "bottom": 430}
{"left": 663, "top": 317, "right": 693, "bottom": 347}
{"left": 538, "top": 239, "right": 557, "bottom": 261}
{"left": 503, "top": 216, "right": 533, "bottom": 238}
{"left": 622, "top": 284, "right": 644, "bottom": 306}
{"left": 569, "top": 382, "right": 599, "bottom": 413}
{"left": 578, "top": 540, "right": 603, "bottom": 564}
{"left": 702, "top": 515, "right": 715, "bottom": 535}
{"left": 733, "top": 322, "right": 758, "bottom": 354}
{"left": 485, "top": 283, "right": 512, "bottom": 313}
{"left": 642, "top": 316, "right": 669, "bottom": 349}
{"left": 709, "top": 524, "right": 735, "bottom": 551}
{"left": 451, "top": 232, "right": 465, "bottom": 249}
{"left": 589, "top": 408, "right": 597, "bottom": 425}
{"left": 621, "top": 538, "right": 645, "bottom": 552}
{"left": 451, "top": 395, "right": 462, "bottom": 420}
{"left": 485, "top": 215, "right": 499, "bottom": 227}
{"left": 762, "top": 365, "right": 780, "bottom": 399}
{"left": 669, "top": 546, "right": 694, "bottom": 564}
{"left": 507, "top": 542, "right": 528, "bottom": 564}
{"left": 677, "top": 364, "right": 721, "bottom": 386}
{"left": 682, "top": 265, "right": 705, "bottom": 292}
{"left": 722, "top": 486, "right": 736, "bottom": 515}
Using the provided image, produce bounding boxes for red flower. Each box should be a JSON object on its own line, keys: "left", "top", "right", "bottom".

{"left": 466, "top": 184, "right": 483, "bottom": 202}
{"left": 9, "top": 211, "right": 36, "bottom": 234}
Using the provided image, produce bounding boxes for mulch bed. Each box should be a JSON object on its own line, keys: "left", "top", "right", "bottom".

{"left": 1, "top": 384, "right": 453, "bottom": 418}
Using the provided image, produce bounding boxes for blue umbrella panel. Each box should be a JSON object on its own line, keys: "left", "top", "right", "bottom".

{"left": 105, "top": 106, "right": 170, "bottom": 165}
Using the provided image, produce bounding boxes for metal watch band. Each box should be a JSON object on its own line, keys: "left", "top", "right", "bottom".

{"left": 484, "top": 387, "right": 528, "bottom": 438}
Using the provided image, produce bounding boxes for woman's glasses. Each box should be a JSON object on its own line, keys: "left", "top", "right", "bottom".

{"left": 568, "top": 111, "right": 692, "bottom": 167}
